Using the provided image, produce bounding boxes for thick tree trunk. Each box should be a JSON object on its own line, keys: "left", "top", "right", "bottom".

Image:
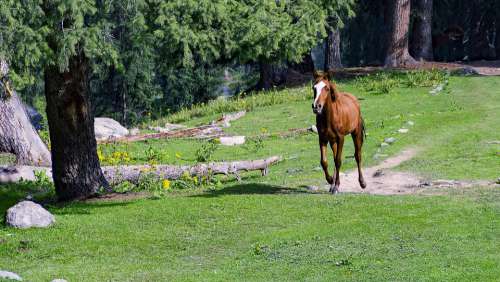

{"left": 0, "top": 60, "right": 51, "bottom": 166}
{"left": 384, "top": 0, "right": 416, "bottom": 67}
{"left": 410, "top": 0, "right": 433, "bottom": 61}
{"left": 324, "top": 28, "right": 342, "bottom": 71}
{"left": 257, "top": 60, "right": 273, "bottom": 91}
{"left": 44, "top": 53, "right": 109, "bottom": 201}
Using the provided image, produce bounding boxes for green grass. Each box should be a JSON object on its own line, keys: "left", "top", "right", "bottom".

{"left": 1, "top": 74, "right": 500, "bottom": 281}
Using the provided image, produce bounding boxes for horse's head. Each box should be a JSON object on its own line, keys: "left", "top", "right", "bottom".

{"left": 312, "top": 71, "right": 333, "bottom": 115}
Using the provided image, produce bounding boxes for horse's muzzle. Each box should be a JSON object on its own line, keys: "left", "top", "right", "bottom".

{"left": 312, "top": 104, "right": 322, "bottom": 114}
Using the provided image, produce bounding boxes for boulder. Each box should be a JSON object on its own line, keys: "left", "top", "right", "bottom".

{"left": 384, "top": 137, "right": 396, "bottom": 144}
{"left": 5, "top": 201, "right": 55, "bottom": 229}
{"left": 94, "top": 118, "right": 129, "bottom": 140}
{"left": 219, "top": 136, "right": 246, "bottom": 146}
{"left": 24, "top": 104, "right": 44, "bottom": 131}
{"left": 0, "top": 271, "right": 22, "bottom": 281}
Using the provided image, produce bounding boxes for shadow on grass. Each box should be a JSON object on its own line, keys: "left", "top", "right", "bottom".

{"left": 0, "top": 183, "right": 134, "bottom": 219}
{"left": 192, "top": 183, "right": 311, "bottom": 198}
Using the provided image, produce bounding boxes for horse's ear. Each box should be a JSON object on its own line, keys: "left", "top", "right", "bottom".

{"left": 313, "top": 70, "right": 322, "bottom": 80}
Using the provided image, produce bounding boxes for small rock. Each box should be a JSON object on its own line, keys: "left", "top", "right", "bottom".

{"left": 95, "top": 117, "right": 129, "bottom": 140}
{"left": 0, "top": 270, "right": 22, "bottom": 281}
{"left": 398, "top": 128, "right": 409, "bottom": 134}
{"left": 219, "top": 136, "right": 246, "bottom": 146}
{"left": 313, "top": 166, "right": 322, "bottom": 171}
{"left": 380, "top": 142, "right": 389, "bottom": 147}
{"left": 5, "top": 201, "right": 55, "bottom": 229}
{"left": 309, "top": 125, "right": 318, "bottom": 133}
{"left": 373, "top": 169, "right": 384, "bottom": 178}
{"left": 458, "top": 66, "right": 479, "bottom": 76}
{"left": 306, "top": 185, "right": 319, "bottom": 191}
{"left": 384, "top": 137, "right": 396, "bottom": 144}
{"left": 419, "top": 181, "right": 432, "bottom": 187}
{"left": 51, "top": 279, "right": 68, "bottom": 282}
{"left": 407, "top": 121, "right": 414, "bottom": 126}
{"left": 128, "top": 128, "right": 140, "bottom": 136}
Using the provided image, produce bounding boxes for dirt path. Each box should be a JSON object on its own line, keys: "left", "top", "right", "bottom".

{"left": 320, "top": 148, "right": 496, "bottom": 195}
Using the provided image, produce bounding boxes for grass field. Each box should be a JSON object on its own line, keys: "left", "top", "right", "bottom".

{"left": 0, "top": 74, "right": 499, "bottom": 281}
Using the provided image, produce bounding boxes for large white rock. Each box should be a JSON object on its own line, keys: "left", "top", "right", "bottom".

{"left": 0, "top": 271, "right": 22, "bottom": 281}
{"left": 94, "top": 118, "right": 129, "bottom": 140}
{"left": 5, "top": 201, "right": 55, "bottom": 229}
{"left": 219, "top": 136, "right": 246, "bottom": 146}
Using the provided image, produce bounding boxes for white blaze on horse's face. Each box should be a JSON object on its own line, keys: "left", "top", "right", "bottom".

{"left": 312, "top": 81, "right": 327, "bottom": 114}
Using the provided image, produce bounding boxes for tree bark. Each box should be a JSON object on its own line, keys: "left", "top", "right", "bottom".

{"left": 257, "top": 60, "right": 273, "bottom": 91}
{"left": 410, "top": 0, "right": 433, "bottom": 61}
{"left": 44, "top": 53, "right": 109, "bottom": 201}
{"left": 384, "top": 0, "right": 416, "bottom": 67}
{"left": 0, "top": 60, "right": 51, "bottom": 166}
{"left": 324, "top": 28, "right": 342, "bottom": 71}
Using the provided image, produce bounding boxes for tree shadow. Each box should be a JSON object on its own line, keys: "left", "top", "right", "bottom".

{"left": 191, "top": 183, "right": 311, "bottom": 198}
{"left": 0, "top": 183, "right": 135, "bottom": 219}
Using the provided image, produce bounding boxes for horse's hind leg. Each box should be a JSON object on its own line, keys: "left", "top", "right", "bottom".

{"left": 352, "top": 130, "right": 367, "bottom": 189}
{"left": 319, "top": 140, "right": 334, "bottom": 185}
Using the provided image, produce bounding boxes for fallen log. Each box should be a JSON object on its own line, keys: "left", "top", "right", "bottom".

{"left": 101, "top": 111, "right": 246, "bottom": 143}
{"left": 213, "top": 110, "right": 246, "bottom": 127}
{"left": 99, "top": 124, "right": 224, "bottom": 143}
{"left": 0, "top": 156, "right": 282, "bottom": 185}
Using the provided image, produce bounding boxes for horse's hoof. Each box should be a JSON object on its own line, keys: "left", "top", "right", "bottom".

{"left": 359, "top": 179, "right": 367, "bottom": 189}
{"left": 329, "top": 185, "right": 339, "bottom": 194}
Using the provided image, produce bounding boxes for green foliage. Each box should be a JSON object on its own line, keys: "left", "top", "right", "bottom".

{"left": 155, "top": 87, "right": 310, "bottom": 124}
{"left": 195, "top": 140, "right": 219, "bottom": 163}
{"left": 354, "top": 70, "right": 448, "bottom": 95}
{"left": 32, "top": 170, "right": 54, "bottom": 193}
{"left": 234, "top": 0, "right": 326, "bottom": 64}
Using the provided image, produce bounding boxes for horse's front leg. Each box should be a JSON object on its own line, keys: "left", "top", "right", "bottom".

{"left": 319, "top": 140, "right": 334, "bottom": 185}
{"left": 331, "top": 136, "right": 344, "bottom": 194}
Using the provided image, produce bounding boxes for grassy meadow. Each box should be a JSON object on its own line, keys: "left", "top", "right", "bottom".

{"left": 0, "top": 72, "right": 499, "bottom": 281}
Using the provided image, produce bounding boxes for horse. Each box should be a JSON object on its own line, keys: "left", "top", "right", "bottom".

{"left": 312, "top": 71, "right": 366, "bottom": 194}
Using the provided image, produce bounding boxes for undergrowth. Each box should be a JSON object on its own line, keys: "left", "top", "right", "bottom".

{"left": 152, "top": 70, "right": 448, "bottom": 125}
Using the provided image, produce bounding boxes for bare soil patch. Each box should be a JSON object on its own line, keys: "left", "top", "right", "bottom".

{"left": 323, "top": 148, "right": 497, "bottom": 195}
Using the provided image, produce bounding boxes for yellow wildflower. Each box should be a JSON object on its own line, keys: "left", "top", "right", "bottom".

{"left": 162, "top": 179, "right": 171, "bottom": 190}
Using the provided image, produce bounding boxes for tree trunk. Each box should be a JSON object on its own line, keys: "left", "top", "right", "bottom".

{"left": 324, "top": 28, "right": 342, "bottom": 71}
{"left": 410, "top": 0, "right": 433, "bottom": 61}
{"left": 257, "top": 60, "right": 273, "bottom": 91}
{"left": 0, "top": 60, "right": 51, "bottom": 166}
{"left": 384, "top": 0, "right": 416, "bottom": 67}
{"left": 44, "top": 53, "right": 109, "bottom": 201}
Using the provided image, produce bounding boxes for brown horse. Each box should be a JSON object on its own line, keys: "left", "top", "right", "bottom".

{"left": 312, "top": 71, "right": 366, "bottom": 194}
